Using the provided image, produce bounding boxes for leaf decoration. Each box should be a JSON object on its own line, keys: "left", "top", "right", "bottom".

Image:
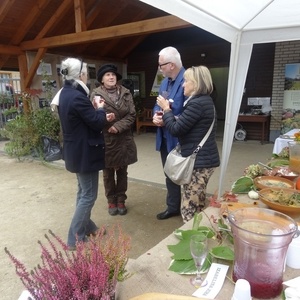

{"left": 192, "top": 212, "right": 203, "bottom": 230}
{"left": 201, "top": 252, "right": 213, "bottom": 273}
{"left": 181, "top": 230, "right": 206, "bottom": 240}
{"left": 167, "top": 213, "right": 234, "bottom": 275}
{"left": 197, "top": 226, "right": 215, "bottom": 238}
{"left": 231, "top": 176, "right": 254, "bottom": 193}
{"left": 167, "top": 239, "right": 192, "bottom": 260}
{"left": 168, "top": 259, "right": 196, "bottom": 274}
{"left": 211, "top": 246, "right": 234, "bottom": 261}
{"left": 168, "top": 255, "right": 211, "bottom": 274}
{"left": 268, "top": 159, "right": 289, "bottom": 168}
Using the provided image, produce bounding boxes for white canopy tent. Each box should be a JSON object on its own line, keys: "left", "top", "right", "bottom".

{"left": 140, "top": 0, "right": 300, "bottom": 197}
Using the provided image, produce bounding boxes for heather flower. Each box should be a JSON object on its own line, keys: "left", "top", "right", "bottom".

{"left": 5, "top": 224, "right": 131, "bottom": 300}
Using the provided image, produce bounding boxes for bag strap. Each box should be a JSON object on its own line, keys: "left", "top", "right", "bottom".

{"left": 194, "top": 108, "right": 215, "bottom": 154}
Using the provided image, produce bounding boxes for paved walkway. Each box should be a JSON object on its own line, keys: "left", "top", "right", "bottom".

{"left": 0, "top": 133, "right": 274, "bottom": 194}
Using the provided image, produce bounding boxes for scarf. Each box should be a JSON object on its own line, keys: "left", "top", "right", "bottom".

{"left": 50, "top": 79, "right": 89, "bottom": 111}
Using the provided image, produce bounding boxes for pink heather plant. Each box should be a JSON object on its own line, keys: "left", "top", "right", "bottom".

{"left": 5, "top": 224, "right": 131, "bottom": 300}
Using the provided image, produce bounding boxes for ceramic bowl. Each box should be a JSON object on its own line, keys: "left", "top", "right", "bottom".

{"left": 254, "top": 175, "right": 295, "bottom": 190}
{"left": 258, "top": 187, "right": 300, "bottom": 216}
{"left": 275, "top": 166, "right": 299, "bottom": 181}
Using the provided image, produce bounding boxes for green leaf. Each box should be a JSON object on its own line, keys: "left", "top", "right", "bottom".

{"left": 201, "top": 252, "right": 213, "bottom": 273}
{"left": 231, "top": 176, "right": 254, "bottom": 193}
{"left": 167, "top": 239, "right": 192, "bottom": 260}
{"left": 210, "top": 246, "right": 234, "bottom": 261}
{"left": 267, "top": 159, "right": 289, "bottom": 168}
{"left": 168, "top": 259, "right": 196, "bottom": 274}
{"left": 192, "top": 212, "right": 203, "bottom": 230}
{"left": 168, "top": 256, "right": 211, "bottom": 274}
{"left": 173, "top": 229, "right": 184, "bottom": 240}
{"left": 217, "top": 219, "right": 234, "bottom": 244}
{"left": 197, "top": 226, "right": 215, "bottom": 238}
{"left": 181, "top": 230, "right": 206, "bottom": 241}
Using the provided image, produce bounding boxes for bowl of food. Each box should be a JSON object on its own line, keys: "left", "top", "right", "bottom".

{"left": 254, "top": 176, "right": 295, "bottom": 190}
{"left": 274, "top": 166, "right": 299, "bottom": 181}
{"left": 258, "top": 187, "right": 300, "bottom": 216}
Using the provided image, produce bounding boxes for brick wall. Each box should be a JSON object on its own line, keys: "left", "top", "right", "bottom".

{"left": 270, "top": 41, "right": 300, "bottom": 141}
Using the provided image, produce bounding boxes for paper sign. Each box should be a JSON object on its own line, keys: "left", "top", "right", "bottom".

{"left": 192, "top": 263, "right": 229, "bottom": 299}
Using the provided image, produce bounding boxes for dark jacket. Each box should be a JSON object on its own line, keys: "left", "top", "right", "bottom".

{"left": 163, "top": 94, "right": 220, "bottom": 169}
{"left": 153, "top": 67, "right": 186, "bottom": 153}
{"left": 58, "top": 81, "right": 107, "bottom": 173}
{"left": 91, "top": 85, "right": 137, "bottom": 168}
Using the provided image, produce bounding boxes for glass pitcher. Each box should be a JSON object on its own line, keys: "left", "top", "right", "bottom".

{"left": 228, "top": 207, "right": 298, "bottom": 299}
{"left": 288, "top": 141, "right": 300, "bottom": 174}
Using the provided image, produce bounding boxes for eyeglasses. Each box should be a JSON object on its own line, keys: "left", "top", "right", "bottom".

{"left": 158, "top": 62, "right": 171, "bottom": 68}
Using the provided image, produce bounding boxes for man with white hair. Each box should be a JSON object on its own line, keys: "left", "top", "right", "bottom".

{"left": 152, "top": 46, "right": 186, "bottom": 220}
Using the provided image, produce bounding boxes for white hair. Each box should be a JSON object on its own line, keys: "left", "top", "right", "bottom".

{"left": 60, "top": 58, "right": 87, "bottom": 80}
{"left": 159, "top": 46, "right": 182, "bottom": 68}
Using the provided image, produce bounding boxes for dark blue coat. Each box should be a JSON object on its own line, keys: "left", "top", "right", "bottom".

{"left": 163, "top": 94, "right": 220, "bottom": 169}
{"left": 58, "top": 81, "right": 107, "bottom": 173}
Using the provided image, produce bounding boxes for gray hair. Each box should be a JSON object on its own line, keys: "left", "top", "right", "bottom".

{"left": 159, "top": 46, "right": 182, "bottom": 68}
{"left": 60, "top": 58, "right": 87, "bottom": 80}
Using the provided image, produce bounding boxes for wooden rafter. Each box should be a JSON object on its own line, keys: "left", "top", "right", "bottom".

{"left": 0, "top": 0, "right": 16, "bottom": 24}
{"left": 74, "top": 0, "right": 87, "bottom": 32}
{"left": 20, "top": 16, "right": 190, "bottom": 50}
{"left": 35, "top": 0, "right": 74, "bottom": 40}
{"left": 11, "top": 0, "right": 51, "bottom": 45}
{"left": 24, "top": 48, "right": 47, "bottom": 89}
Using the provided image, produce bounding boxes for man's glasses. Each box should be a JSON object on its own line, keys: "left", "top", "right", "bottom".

{"left": 158, "top": 62, "right": 171, "bottom": 68}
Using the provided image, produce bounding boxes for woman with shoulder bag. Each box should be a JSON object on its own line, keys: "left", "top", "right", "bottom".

{"left": 156, "top": 65, "right": 220, "bottom": 223}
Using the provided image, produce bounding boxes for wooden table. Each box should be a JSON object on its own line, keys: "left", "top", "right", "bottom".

{"left": 118, "top": 203, "right": 300, "bottom": 300}
{"left": 238, "top": 114, "right": 270, "bottom": 144}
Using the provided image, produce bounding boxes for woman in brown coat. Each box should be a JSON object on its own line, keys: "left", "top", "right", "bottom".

{"left": 91, "top": 64, "right": 137, "bottom": 216}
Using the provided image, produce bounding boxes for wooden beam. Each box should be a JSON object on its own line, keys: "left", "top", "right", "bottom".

{"left": 0, "top": 0, "right": 16, "bottom": 24}
{"left": 21, "top": 15, "right": 191, "bottom": 50}
{"left": 11, "top": 0, "right": 51, "bottom": 44}
{"left": 35, "top": 0, "right": 73, "bottom": 40}
{"left": 74, "top": 0, "right": 87, "bottom": 32}
{"left": 0, "top": 44, "right": 23, "bottom": 55}
{"left": 24, "top": 48, "right": 48, "bottom": 89}
{"left": 18, "top": 54, "right": 29, "bottom": 113}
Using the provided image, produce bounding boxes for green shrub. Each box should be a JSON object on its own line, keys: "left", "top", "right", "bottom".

{"left": 0, "top": 108, "right": 60, "bottom": 160}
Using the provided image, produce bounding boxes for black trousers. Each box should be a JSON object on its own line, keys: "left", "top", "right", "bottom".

{"left": 103, "top": 166, "right": 128, "bottom": 204}
{"left": 160, "top": 138, "right": 181, "bottom": 213}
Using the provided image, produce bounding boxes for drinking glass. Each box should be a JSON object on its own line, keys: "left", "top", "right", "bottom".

{"left": 161, "top": 91, "right": 169, "bottom": 99}
{"left": 190, "top": 234, "right": 208, "bottom": 287}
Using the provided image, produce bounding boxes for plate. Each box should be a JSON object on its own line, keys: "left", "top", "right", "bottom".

{"left": 258, "top": 187, "right": 300, "bottom": 216}
{"left": 254, "top": 175, "right": 295, "bottom": 190}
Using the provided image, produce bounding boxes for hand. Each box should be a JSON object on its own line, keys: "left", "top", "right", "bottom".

{"left": 94, "top": 95, "right": 105, "bottom": 109}
{"left": 156, "top": 95, "right": 170, "bottom": 111}
{"left": 106, "top": 112, "right": 115, "bottom": 122}
{"left": 108, "top": 126, "right": 118, "bottom": 134}
{"left": 153, "top": 113, "right": 164, "bottom": 127}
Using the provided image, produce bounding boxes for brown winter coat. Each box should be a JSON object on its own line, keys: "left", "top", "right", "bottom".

{"left": 91, "top": 85, "right": 137, "bottom": 168}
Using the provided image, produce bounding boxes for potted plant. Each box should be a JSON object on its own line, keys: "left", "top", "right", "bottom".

{"left": 5, "top": 224, "right": 131, "bottom": 300}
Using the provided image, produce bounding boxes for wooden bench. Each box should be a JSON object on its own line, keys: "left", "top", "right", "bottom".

{"left": 136, "top": 108, "right": 156, "bottom": 134}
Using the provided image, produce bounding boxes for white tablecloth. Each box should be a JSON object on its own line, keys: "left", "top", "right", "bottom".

{"left": 273, "top": 129, "right": 299, "bottom": 154}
